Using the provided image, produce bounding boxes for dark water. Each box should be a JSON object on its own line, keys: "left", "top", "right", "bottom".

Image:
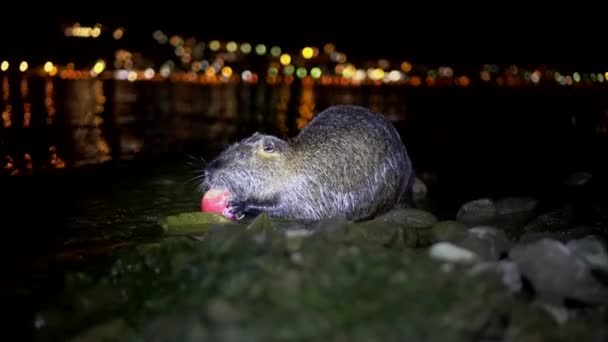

{"left": 2, "top": 75, "right": 608, "bottom": 253}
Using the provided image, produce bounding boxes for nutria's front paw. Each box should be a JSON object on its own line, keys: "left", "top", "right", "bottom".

{"left": 226, "top": 200, "right": 246, "bottom": 220}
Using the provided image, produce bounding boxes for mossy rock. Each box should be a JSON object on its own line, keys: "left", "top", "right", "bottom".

{"left": 162, "top": 212, "right": 233, "bottom": 236}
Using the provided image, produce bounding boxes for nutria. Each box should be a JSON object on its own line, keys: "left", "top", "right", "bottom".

{"left": 202, "top": 104, "right": 415, "bottom": 222}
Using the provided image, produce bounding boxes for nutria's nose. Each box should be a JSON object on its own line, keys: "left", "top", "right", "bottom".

{"left": 204, "top": 158, "right": 224, "bottom": 179}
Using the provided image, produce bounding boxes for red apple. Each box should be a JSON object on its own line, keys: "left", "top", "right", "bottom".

{"left": 202, "top": 189, "right": 236, "bottom": 220}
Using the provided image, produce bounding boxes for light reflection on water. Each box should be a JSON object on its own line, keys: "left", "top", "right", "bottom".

{"left": 0, "top": 74, "right": 413, "bottom": 176}
{"left": 1, "top": 72, "right": 607, "bottom": 204}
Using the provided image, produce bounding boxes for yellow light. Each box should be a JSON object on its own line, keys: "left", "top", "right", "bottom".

{"left": 342, "top": 65, "right": 355, "bottom": 79}
{"left": 19, "top": 61, "right": 28, "bottom": 72}
{"left": 91, "top": 27, "right": 101, "bottom": 38}
{"left": 255, "top": 44, "right": 266, "bottom": 55}
{"left": 401, "top": 61, "right": 412, "bottom": 73}
{"left": 221, "top": 66, "right": 233, "bottom": 78}
{"left": 605, "top": 72, "right": 608, "bottom": 80}
{"left": 209, "top": 40, "right": 220, "bottom": 51}
{"left": 93, "top": 61, "right": 105, "bottom": 74}
{"left": 310, "top": 67, "right": 322, "bottom": 79}
{"left": 44, "top": 62, "right": 53, "bottom": 73}
{"left": 302, "top": 47, "right": 313, "bottom": 59}
{"left": 127, "top": 71, "right": 137, "bottom": 82}
{"left": 279, "top": 54, "right": 291, "bottom": 66}
{"left": 49, "top": 66, "right": 57, "bottom": 77}
{"left": 226, "top": 41, "right": 237, "bottom": 52}
{"left": 1, "top": 61, "right": 9, "bottom": 71}
{"left": 240, "top": 43, "right": 252, "bottom": 54}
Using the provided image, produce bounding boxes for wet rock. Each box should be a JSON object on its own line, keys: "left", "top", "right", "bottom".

{"left": 429, "top": 242, "right": 478, "bottom": 263}
{"left": 369, "top": 208, "right": 438, "bottom": 247}
{"left": 518, "top": 225, "right": 594, "bottom": 244}
{"left": 509, "top": 238, "right": 608, "bottom": 305}
{"left": 494, "top": 197, "right": 539, "bottom": 230}
{"left": 431, "top": 220, "right": 468, "bottom": 242}
{"left": 452, "top": 226, "right": 513, "bottom": 261}
{"left": 566, "top": 235, "right": 608, "bottom": 274}
{"left": 412, "top": 176, "right": 429, "bottom": 210}
{"left": 468, "top": 261, "right": 522, "bottom": 293}
{"left": 374, "top": 208, "right": 438, "bottom": 229}
{"left": 564, "top": 171, "right": 593, "bottom": 187}
{"left": 456, "top": 198, "right": 497, "bottom": 227}
{"left": 522, "top": 205, "right": 575, "bottom": 233}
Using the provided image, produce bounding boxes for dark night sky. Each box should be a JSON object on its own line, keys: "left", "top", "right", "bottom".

{"left": 2, "top": 1, "right": 607, "bottom": 69}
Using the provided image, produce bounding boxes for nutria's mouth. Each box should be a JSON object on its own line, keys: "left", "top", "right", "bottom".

{"left": 203, "top": 174, "right": 238, "bottom": 199}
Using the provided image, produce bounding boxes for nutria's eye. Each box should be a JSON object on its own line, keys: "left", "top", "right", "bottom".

{"left": 263, "top": 141, "right": 275, "bottom": 153}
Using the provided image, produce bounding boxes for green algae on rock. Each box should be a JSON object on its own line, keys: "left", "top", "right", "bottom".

{"left": 162, "top": 211, "right": 234, "bottom": 235}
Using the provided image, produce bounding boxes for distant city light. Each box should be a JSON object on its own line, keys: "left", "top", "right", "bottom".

{"left": 323, "top": 43, "right": 335, "bottom": 54}
{"left": 221, "top": 66, "right": 233, "bottom": 78}
{"left": 209, "top": 40, "right": 220, "bottom": 51}
{"left": 113, "top": 28, "right": 124, "bottom": 40}
{"left": 144, "top": 68, "right": 155, "bottom": 79}
{"left": 301, "top": 47, "right": 313, "bottom": 59}
{"left": 342, "top": 65, "right": 355, "bottom": 79}
{"left": 267, "top": 66, "right": 278, "bottom": 77}
{"left": 10, "top": 29, "right": 606, "bottom": 89}
{"left": 270, "top": 46, "right": 281, "bottom": 57}
{"left": 91, "top": 60, "right": 106, "bottom": 77}
{"left": 226, "top": 41, "right": 238, "bottom": 52}
{"left": 296, "top": 67, "right": 307, "bottom": 78}
{"left": 65, "top": 23, "right": 101, "bottom": 38}
{"left": 255, "top": 44, "right": 266, "bottom": 55}
{"left": 283, "top": 65, "right": 295, "bottom": 75}
{"left": 241, "top": 70, "right": 253, "bottom": 81}
{"left": 0, "top": 61, "right": 8, "bottom": 71}
{"left": 279, "top": 54, "right": 291, "bottom": 66}
{"left": 240, "top": 43, "right": 252, "bottom": 54}
{"left": 127, "top": 71, "right": 137, "bottom": 82}
{"left": 44, "top": 61, "right": 53, "bottom": 73}
{"left": 388, "top": 70, "right": 403, "bottom": 82}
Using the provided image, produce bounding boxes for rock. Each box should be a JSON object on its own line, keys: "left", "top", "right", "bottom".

{"left": 564, "top": 171, "right": 592, "bottom": 187}
{"left": 468, "top": 261, "right": 522, "bottom": 293}
{"left": 566, "top": 235, "right": 608, "bottom": 273}
{"left": 429, "top": 242, "right": 478, "bottom": 263}
{"left": 431, "top": 220, "right": 468, "bottom": 242}
{"left": 522, "top": 206, "right": 575, "bottom": 233}
{"left": 509, "top": 238, "right": 608, "bottom": 305}
{"left": 494, "top": 197, "right": 539, "bottom": 229}
{"left": 452, "top": 226, "right": 512, "bottom": 261}
{"left": 456, "top": 198, "right": 497, "bottom": 227}
{"left": 374, "top": 208, "right": 438, "bottom": 229}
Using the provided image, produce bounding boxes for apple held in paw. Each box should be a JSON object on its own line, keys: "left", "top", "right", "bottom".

{"left": 201, "top": 189, "right": 236, "bottom": 220}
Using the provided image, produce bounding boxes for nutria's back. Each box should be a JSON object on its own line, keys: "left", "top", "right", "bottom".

{"left": 286, "top": 105, "right": 414, "bottom": 220}
{"left": 204, "top": 104, "right": 414, "bottom": 222}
